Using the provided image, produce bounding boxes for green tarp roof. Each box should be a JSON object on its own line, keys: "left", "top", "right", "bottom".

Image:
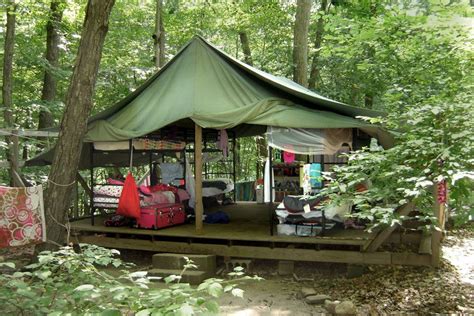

{"left": 27, "top": 36, "right": 392, "bottom": 169}
{"left": 85, "top": 36, "right": 383, "bottom": 142}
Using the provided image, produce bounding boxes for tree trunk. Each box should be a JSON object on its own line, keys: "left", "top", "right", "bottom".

{"left": 292, "top": 0, "right": 312, "bottom": 87}
{"left": 239, "top": 31, "right": 253, "bottom": 66}
{"left": 153, "top": 0, "right": 166, "bottom": 68}
{"left": 2, "top": 1, "right": 21, "bottom": 187}
{"left": 364, "top": 93, "right": 373, "bottom": 108}
{"left": 308, "top": 0, "right": 328, "bottom": 90}
{"left": 39, "top": 0, "right": 65, "bottom": 129}
{"left": 364, "top": 5, "right": 377, "bottom": 109}
{"left": 43, "top": 0, "right": 115, "bottom": 248}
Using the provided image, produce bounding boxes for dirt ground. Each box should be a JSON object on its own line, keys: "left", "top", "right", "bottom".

{"left": 109, "top": 224, "right": 474, "bottom": 315}
{"left": 217, "top": 245, "right": 474, "bottom": 315}
{"left": 2, "top": 224, "right": 473, "bottom": 315}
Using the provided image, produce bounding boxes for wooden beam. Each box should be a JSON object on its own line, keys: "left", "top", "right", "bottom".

{"left": 0, "top": 160, "right": 25, "bottom": 168}
{"left": 0, "top": 129, "right": 59, "bottom": 137}
{"left": 391, "top": 252, "right": 432, "bottom": 266}
{"left": 363, "top": 202, "right": 415, "bottom": 252}
{"left": 76, "top": 235, "right": 432, "bottom": 266}
{"left": 431, "top": 183, "right": 446, "bottom": 267}
{"left": 194, "top": 123, "right": 203, "bottom": 234}
{"left": 76, "top": 172, "right": 93, "bottom": 199}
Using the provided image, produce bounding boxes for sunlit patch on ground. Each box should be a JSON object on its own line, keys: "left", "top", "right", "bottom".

{"left": 443, "top": 228, "right": 474, "bottom": 286}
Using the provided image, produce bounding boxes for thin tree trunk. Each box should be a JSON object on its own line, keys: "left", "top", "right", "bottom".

{"left": 2, "top": 1, "right": 21, "bottom": 187}
{"left": 39, "top": 0, "right": 65, "bottom": 129}
{"left": 239, "top": 31, "right": 253, "bottom": 66}
{"left": 154, "top": 0, "right": 166, "bottom": 68}
{"left": 43, "top": 0, "right": 115, "bottom": 248}
{"left": 292, "top": 0, "right": 312, "bottom": 87}
{"left": 308, "top": 0, "right": 328, "bottom": 90}
{"left": 364, "top": 4, "right": 377, "bottom": 109}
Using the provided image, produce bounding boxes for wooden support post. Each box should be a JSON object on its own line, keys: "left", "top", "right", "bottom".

{"left": 76, "top": 173, "right": 93, "bottom": 199}
{"left": 418, "top": 232, "right": 432, "bottom": 255}
{"left": 363, "top": 202, "right": 414, "bottom": 252}
{"left": 232, "top": 132, "right": 237, "bottom": 202}
{"left": 195, "top": 123, "right": 203, "bottom": 234}
{"left": 431, "top": 183, "right": 446, "bottom": 267}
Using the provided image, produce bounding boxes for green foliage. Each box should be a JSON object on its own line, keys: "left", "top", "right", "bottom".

{"left": 0, "top": 244, "right": 261, "bottom": 315}
{"left": 319, "top": 91, "right": 474, "bottom": 231}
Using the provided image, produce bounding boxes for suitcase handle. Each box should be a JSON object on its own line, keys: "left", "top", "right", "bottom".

{"left": 169, "top": 210, "right": 174, "bottom": 225}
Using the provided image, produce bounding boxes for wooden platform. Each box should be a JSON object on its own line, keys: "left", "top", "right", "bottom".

{"left": 71, "top": 202, "right": 431, "bottom": 266}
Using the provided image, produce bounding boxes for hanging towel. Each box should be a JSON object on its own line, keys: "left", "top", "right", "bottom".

{"left": 216, "top": 129, "right": 229, "bottom": 158}
{"left": 309, "top": 163, "right": 322, "bottom": 188}
{"left": 0, "top": 185, "right": 46, "bottom": 248}
{"left": 117, "top": 173, "right": 141, "bottom": 219}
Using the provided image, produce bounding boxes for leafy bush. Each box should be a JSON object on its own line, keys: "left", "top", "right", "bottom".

{"left": 319, "top": 92, "right": 474, "bottom": 231}
{"left": 0, "top": 244, "right": 261, "bottom": 315}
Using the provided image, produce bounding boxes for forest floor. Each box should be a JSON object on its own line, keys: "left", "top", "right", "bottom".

{"left": 1, "top": 223, "right": 473, "bottom": 315}
{"left": 216, "top": 225, "right": 474, "bottom": 315}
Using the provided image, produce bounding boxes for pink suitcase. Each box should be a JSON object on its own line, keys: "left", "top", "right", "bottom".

{"left": 136, "top": 203, "right": 185, "bottom": 230}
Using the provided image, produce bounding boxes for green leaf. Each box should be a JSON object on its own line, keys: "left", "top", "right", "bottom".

{"left": 100, "top": 310, "right": 122, "bottom": 316}
{"left": 0, "top": 262, "right": 15, "bottom": 269}
{"left": 129, "top": 271, "right": 148, "bottom": 278}
{"left": 37, "top": 270, "right": 52, "bottom": 280}
{"left": 74, "top": 284, "right": 94, "bottom": 291}
{"left": 231, "top": 288, "right": 244, "bottom": 298}
{"left": 177, "top": 304, "right": 194, "bottom": 316}
{"left": 204, "top": 300, "right": 219, "bottom": 313}
{"left": 208, "top": 282, "right": 223, "bottom": 297}
{"left": 135, "top": 309, "right": 151, "bottom": 316}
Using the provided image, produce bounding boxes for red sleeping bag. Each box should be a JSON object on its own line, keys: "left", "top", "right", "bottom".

{"left": 117, "top": 172, "right": 140, "bottom": 219}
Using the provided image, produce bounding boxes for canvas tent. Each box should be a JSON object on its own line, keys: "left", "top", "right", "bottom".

{"left": 28, "top": 36, "right": 391, "bottom": 168}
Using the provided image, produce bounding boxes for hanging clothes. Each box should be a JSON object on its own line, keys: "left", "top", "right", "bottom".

{"left": 216, "top": 129, "right": 229, "bottom": 158}
{"left": 283, "top": 151, "right": 295, "bottom": 163}
{"left": 0, "top": 185, "right": 46, "bottom": 248}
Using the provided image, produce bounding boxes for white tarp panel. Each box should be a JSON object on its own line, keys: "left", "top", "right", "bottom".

{"left": 266, "top": 127, "right": 353, "bottom": 155}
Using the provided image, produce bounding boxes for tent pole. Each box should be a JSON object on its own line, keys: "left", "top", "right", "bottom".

{"left": 232, "top": 132, "right": 237, "bottom": 202}
{"left": 195, "top": 123, "right": 203, "bottom": 234}
{"left": 90, "top": 143, "right": 94, "bottom": 226}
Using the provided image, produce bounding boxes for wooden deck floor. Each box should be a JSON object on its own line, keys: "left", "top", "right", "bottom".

{"left": 72, "top": 202, "right": 373, "bottom": 246}
{"left": 71, "top": 217, "right": 373, "bottom": 246}
{"left": 71, "top": 202, "right": 430, "bottom": 266}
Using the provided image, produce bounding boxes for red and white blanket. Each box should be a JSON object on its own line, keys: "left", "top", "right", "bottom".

{"left": 0, "top": 185, "right": 46, "bottom": 248}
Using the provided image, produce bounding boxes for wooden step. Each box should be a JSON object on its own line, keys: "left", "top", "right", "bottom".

{"left": 148, "top": 268, "right": 210, "bottom": 284}
{"left": 152, "top": 253, "right": 216, "bottom": 272}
